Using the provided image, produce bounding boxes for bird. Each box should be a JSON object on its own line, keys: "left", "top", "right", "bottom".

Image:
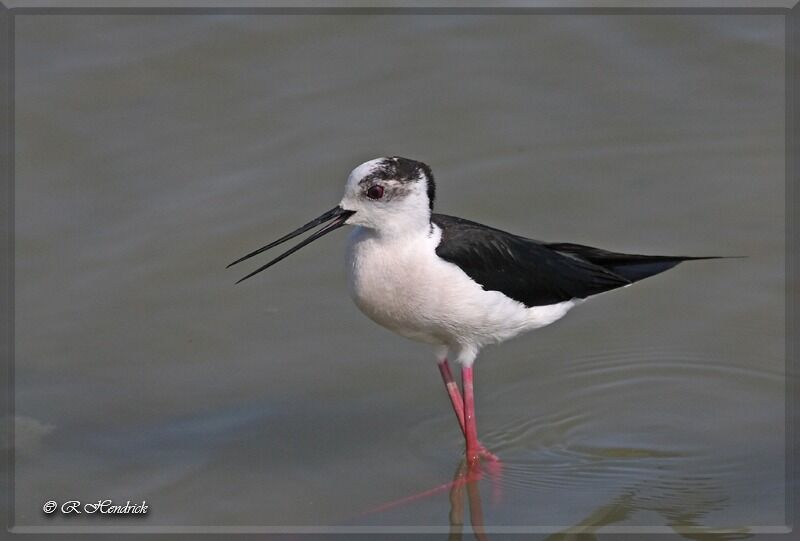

{"left": 228, "top": 156, "right": 724, "bottom": 465}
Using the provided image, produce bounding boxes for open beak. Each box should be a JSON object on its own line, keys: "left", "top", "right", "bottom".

{"left": 227, "top": 206, "right": 355, "bottom": 284}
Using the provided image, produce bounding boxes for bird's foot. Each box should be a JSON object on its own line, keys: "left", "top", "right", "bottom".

{"left": 478, "top": 444, "right": 499, "bottom": 462}
{"left": 467, "top": 443, "right": 499, "bottom": 465}
{"left": 463, "top": 447, "right": 504, "bottom": 506}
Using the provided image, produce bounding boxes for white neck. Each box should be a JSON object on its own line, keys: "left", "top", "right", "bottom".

{"left": 371, "top": 206, "right": 432, "bottom": 241}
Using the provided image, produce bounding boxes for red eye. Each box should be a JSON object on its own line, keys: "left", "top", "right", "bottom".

{"left": 366, "top": 185, "right": 384, "bottom": 200}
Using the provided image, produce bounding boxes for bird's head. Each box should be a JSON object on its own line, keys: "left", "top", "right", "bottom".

{"left": 228, "top": 156, "right": 435, "bottom": 283}
{"left": 339, "top": 156, "right": 435, "bottom": 234}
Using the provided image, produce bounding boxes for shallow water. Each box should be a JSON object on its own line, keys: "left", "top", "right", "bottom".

{"left": 13, "top": 12, "right": 785, "bottom": 536}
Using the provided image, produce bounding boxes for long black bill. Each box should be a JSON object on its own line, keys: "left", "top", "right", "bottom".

{"left": 228, "top": 206, "right": 355, "bottom": 284}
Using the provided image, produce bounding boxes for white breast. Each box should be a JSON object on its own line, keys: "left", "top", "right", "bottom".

{"left": 345, "top": 225, "right": 576, "bottom": 351}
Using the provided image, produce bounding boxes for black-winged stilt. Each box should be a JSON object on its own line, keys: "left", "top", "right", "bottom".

{"left": 228, "top": 156, "right": 723, "bottom": 464}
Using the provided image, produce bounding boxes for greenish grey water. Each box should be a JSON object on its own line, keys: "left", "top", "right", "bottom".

{"left": 13, "top": 13, "right": 784, "bottom": 535}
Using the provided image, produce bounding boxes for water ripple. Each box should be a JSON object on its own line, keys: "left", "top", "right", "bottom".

{"left": 408, "top": 346, "right": 783, "bottom": 531}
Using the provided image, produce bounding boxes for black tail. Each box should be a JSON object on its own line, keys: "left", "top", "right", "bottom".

{"left": 546, "top": 243, "right": 732, "bottom": 283}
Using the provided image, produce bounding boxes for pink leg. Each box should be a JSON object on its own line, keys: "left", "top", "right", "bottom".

{"left": 462, "top": 364, "right": 480, "bottom": 465}
{"left": 466, "top": 470, "right": 489, "bottom": 541}
{"left": 438, "top": 359, "right": 466, "bottom": 431}
{"left": 438, "top": 359, "right": 499, "bottom": 462}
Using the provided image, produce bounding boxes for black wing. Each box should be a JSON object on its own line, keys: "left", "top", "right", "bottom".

{"left": 431, "top": 214, "right": 632, "bottom": 307}
{"left": 544, "top": 243, "right": 718, "bottom": 283}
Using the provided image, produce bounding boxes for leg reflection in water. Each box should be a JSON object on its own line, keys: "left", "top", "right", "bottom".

{"left": 448, "top": 460, "right": 497, "bottom": 541}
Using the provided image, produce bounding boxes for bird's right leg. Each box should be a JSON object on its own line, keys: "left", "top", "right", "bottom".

{"left": 437, "top": 356, "right": 466, "bottom": 430}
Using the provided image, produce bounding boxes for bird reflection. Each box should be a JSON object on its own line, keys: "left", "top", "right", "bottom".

{"left": 447, "top": 459, "right": 492, "bottom": 541}
{"left": 444, "top": 459, "right": 750, "bottom": 541}
{"left": 358, "top": 453, "right": 751, "bottom": 541}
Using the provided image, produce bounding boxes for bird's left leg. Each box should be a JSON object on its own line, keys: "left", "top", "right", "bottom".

{"left": 436, "top": 348, "right": 498, "bottom": 462}
{"left": 452, "top": 346, "right": 499, "bottom": 465}
{"left": 462, "top": 362, "right": 481, "bottom": 466}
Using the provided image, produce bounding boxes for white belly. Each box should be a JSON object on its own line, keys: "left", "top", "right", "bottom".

{"left": 345, "top": 226, "right": 576, "bottom": 350}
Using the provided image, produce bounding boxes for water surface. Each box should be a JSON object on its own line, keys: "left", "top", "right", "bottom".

{"left": 13, "top": 12, "right": 785, "bottom": 536}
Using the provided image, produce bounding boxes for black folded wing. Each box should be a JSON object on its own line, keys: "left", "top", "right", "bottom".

{"left": 431, "top": 214, "right": 718, "bottom": 308}
{"left": 431, "top": 214, "right": 632, "bottom": 307}
{"left": 543, "top": 243, "right": 715, "bottom": 283}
